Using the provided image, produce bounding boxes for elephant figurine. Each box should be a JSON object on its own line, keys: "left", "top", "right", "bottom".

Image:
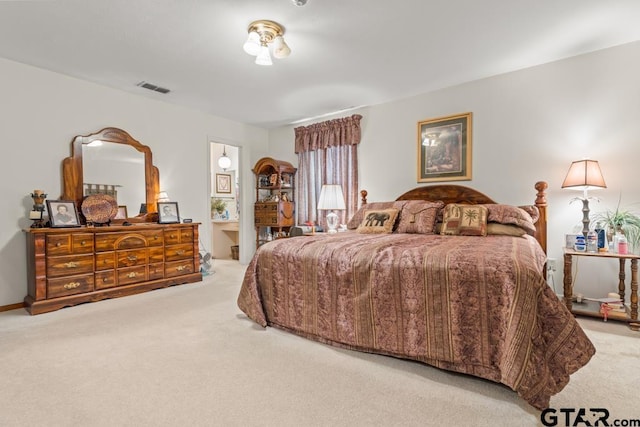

{"left": 365, "top": 212, "right": 390, "bottom": 226}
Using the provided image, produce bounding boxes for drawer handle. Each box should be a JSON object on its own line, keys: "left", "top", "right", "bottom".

{"left": 64, "top": 262, "right": 78, "bottom": 268}
{"left": 176, "top": 250, "right": 185, "bottom": 256}
{"left": 170, "top": 234, "right": 176, "bottom": 238}
{"left": 63, "top": 282, "right": 81, "bottom": 290}
{"left": 154, "top": 235, "right": 159, "bottom": 239}
{"left": 102, "top": 277, "right": 109, "bottom": 282}
{"left": 81, "top": 241, "right": 86, "bottom": 246}
{"left": 127, "top": 255, "right": 138, "bottom": 262}
{"left": 176, "top": 265, "right": 185, "bottom": 272}
{"left": 56, "top": 242, "right": 62, "bottom": 247}
{"left": 127, "top": 272, "right": 138, "bottom": 278}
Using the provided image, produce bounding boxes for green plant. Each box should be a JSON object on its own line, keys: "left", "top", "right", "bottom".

{"left": 593, "top": 196, "right": 640, "bottom": 252}
{"left": 211, "top": 198, "right": 226, "bottom": 215}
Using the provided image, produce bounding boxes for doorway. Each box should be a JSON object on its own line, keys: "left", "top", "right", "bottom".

{"left": 210, "top": 142, "right": 240, "bottom": 261}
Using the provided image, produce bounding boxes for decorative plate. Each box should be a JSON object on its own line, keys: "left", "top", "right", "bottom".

{"left": 81, "top": 194, "right": 118, "bottom": 224}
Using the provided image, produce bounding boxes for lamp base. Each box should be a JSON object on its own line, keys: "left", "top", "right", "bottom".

{"left": 326, "top": 210, "right": 338, "bottom": 234}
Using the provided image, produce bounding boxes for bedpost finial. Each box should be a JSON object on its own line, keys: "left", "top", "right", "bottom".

{"left": 535, "top": 181, "right": 548, "bottom": 206}
{"left": 360, "top": 190, "right": 368, "bottom": 206}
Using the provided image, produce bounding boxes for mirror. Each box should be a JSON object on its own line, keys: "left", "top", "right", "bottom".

{"left": 62, "top": 127, "right": 160, "bottom": 221}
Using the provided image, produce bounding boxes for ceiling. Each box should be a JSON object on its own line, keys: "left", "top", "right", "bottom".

{"left": 1, "top": 0, "right": 639, "bottom": 129}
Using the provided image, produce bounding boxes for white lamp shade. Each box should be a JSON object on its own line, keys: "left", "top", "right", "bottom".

{"left": 561, "top": 159, "right": 606, "bottom": 190}
{"left": 157, "top": 191, "right": 170, "bottom": 202}
{"left": 272, "top": 35, "right": 291, "bottom": 59}
{"left": 255, "top": 45, "right": 273, "bottom": 66}
{"left": 243, "top": 31, "right": 261, "bottom": 56}
{"left": 317, "top": 185, "right": 346, "bottom": 210}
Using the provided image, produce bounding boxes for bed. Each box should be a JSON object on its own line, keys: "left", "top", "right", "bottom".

{"left": 237, "top": 181, "right": 595, "bottom": 409}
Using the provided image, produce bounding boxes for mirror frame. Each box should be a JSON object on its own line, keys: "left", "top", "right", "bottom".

{"left": 62, "top": 127, "right": 160, "bottom": 221}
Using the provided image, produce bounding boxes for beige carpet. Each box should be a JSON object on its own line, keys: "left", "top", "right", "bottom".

{"left": 1, "top": 260, "right": 638, "bottom": 427}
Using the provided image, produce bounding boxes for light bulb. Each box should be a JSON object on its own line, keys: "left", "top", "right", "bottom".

{"left": 243, "top": 31, "right": 261, "bottom": 56}
{"left": 255, "top": 44, "right": 273, "bottom": 66}
{"left": 272, "top": 35, "right": 291, "bottom": 59}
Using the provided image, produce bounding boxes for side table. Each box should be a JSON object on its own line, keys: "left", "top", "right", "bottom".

{"left": 563, "top": 247, "right": 639, "bottom": 330}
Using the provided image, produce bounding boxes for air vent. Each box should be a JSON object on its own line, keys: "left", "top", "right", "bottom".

{"left": 136, "top": 81, "right": 171, "bottom": 94}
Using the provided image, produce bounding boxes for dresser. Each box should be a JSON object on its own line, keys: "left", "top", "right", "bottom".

{"left": 25, "top": 223, "right": 201, "bottom": 314}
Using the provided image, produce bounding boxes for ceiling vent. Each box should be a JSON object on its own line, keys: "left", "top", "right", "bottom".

{"left": 136, "top": 81, "right": 171, "bottom": 94}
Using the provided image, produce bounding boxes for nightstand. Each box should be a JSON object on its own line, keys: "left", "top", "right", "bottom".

{"left": 563, "top": 247, "right": 639, "bottom": 330}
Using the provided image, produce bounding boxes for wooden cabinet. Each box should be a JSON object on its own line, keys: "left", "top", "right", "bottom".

{"left": 252, "top": 157, "right": 296, "bottom": 247}
{"left": 24, "top": 223, "right": 202, "bottom": 314}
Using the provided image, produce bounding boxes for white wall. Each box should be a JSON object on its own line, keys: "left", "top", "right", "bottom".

{"left": 0, "top": 57, "right": 268, "bottom": 307}
{"left": 269, "top": 41, "right": 640, "bottom": 301}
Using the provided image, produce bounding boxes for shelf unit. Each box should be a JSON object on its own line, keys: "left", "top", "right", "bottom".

{"left": 252, "top": 157, "right": 297, "bottom": 248}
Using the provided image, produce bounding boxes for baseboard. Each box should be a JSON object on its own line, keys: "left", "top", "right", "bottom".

{"left": 0, "top": 302, "right": 25, "bottom": 312}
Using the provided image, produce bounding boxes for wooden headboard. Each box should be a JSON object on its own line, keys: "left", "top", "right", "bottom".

{"left": 359, "top": 181, "right": 548, "bottom": 254}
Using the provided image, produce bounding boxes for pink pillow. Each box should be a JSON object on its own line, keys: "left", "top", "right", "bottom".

{"left": 396, "top": 200, "right": 444, "bottom": 234}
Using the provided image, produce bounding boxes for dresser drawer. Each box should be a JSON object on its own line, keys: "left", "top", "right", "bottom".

{"left": 149, "top": 262, "right": 164, "bottom": 281}
{"left": 95, "top": 251, "right": 115, "bottom": 271}
{"left": 47, "top": 273, "right": 94, "bottom": 298}
{"left": 46, "top": 233, "right": 94, "bottom": 256}
{"left": 164, "top": 228, "right": 194, "bottom": 245}
{"left": 149, "top": 247, "right": 164, "bottom": 264}
{"left": 165, "top": 260, "right": 195, "bottom": 278}
{"left": 46, "top": 254, "right": 94, "bottom": 278}
{"left": 117, "top": 249, "right": 148, "bottom": 268}
{"left": 95, "top": 270, "right": 116, "bottom": 290}
{"left": 95, "top": 230, "right": 164, "bottom": 251}
{"left": 117, "top": 265, "right": 147, "bottom": 286}
{"left": 165, "top": 244, "right": 193, "bottom": 262}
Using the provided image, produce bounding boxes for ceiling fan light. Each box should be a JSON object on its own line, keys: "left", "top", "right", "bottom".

{"left": 272, "top": 35, "right": 291, "bottom": 59}
{"left": 255, "top": 45, "right": 273, "bottom": 66}
{"left": 243, "top": 31, "right": 261, "bottom": 56}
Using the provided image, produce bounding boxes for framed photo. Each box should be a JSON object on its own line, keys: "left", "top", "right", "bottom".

{"left": 115, "top": 205, "right": 128, "bottom": 219}
{"left": 216, "top": 173, "right": 232, "bottom": 194}
{"left": 417, "top": 112, "right": 472, "bottom": 183}
{"left": 157, "top": 202, "right": 180, "bottom": 224}
{"left": 46, "top": 200, "right": 80, "bottom": 228}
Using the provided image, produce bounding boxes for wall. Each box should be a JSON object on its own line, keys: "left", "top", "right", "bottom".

{"left": 0, "top": 57, "right": 268, "bottom": 307}
{"left": 269, "top": 41, "right": 640, "bottom": 301}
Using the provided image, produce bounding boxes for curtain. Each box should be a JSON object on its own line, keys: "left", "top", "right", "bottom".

{"left": 294, "top": 114, "right": 362, "bottom": 226}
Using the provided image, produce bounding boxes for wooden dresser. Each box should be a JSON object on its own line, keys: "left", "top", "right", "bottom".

{"left": 25, "top": 223, "right": 202, "bottom": 314}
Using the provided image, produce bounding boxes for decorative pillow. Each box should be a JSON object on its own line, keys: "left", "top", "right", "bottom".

{"left": 356, "top": 208, "right": 400, "bottom": 234}
{"left": 396, "top": 200, "right": 444, "bottom": 234}
{"left": 347, "top": 201, "right": 406, "bottom": 229}
{"left": 486, "top": 223, "right": 527, "bottom": 237}
{"left": 440, "top": 204, "right": 488, "bottom": 236}
{"left": 484, "top": 204, "right": 536, "bottom": 236}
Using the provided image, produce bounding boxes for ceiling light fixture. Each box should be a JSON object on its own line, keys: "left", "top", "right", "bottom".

{"left": 243, "top": 20, "right": 290, "bottom": 66}
{"left": 292, "top": 0, "right": 308, "bottom": 5}
{"left": 218, "top": 145, "right": 232, "bottom": 170}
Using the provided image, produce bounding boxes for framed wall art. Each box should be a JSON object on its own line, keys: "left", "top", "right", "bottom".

{"left": 215, "top": 173, "right": 232, "bottom": 194}
{"left": 417, "top": 112, "right": 472, "bottom": 183}
{"left": 46, "top": 200, "right": 80, "bottom": 227}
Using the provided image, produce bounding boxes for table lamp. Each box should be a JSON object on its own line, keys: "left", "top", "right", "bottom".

{"left": 317, "top": 184, "right": 346, "bottom": 233}
{"left": 561, "top": 159, "right": 606, "bottom": 237}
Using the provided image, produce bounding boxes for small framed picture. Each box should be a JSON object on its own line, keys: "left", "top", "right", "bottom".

{"left": 115, "top": 205, "right": 128, "bottom": 219}
{"left": 216, "top": 173, "right": 232, "bottom": 194}
{"left": 46, "top": 200, "right": 81, "bottom": 228}
{"left": 157, "top": 202, "right": 180, "bottom": 224}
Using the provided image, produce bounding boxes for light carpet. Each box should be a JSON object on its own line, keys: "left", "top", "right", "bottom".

{"left": 0, "top": 260, "right": 638, "bottom": 427}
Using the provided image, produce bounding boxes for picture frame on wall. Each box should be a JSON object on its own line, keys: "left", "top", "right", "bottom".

{"left": 417, "top": 112, "right": 472, "bottom": 183}
{"left": 216, "top": 173, "right": 232, "bottom": 194}
{"left": 46, "top": 200, "right": 80, "bottom": 228}
{"left": 157, "top": 202, "right": 180, "bottom": 224}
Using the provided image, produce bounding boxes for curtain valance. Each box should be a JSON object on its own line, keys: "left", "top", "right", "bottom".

{"left": 294, "top": 114, "right": 362, "bottom": 153}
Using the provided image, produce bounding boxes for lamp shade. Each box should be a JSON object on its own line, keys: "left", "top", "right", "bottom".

{"left": 561, "top": 159, "right": 607, "bottom": 190}
{"left": 317, "top": 185, "right": 346, "bottom": 210}
{"left": 218, "top": 145, "right": 232, "bottom": 170}
{"left": 157, "top": 191, "right": 170, "bottom": 202}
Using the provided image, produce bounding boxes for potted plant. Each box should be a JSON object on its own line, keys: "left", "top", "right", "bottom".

{"left": 211, "top": 198, "right": 226, "bottom": 218}
{"left": 594, "top": 197, "right": 640, "bottom": 253}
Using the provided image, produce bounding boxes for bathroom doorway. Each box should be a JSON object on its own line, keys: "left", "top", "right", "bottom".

{"left": 210, "top": 142, "right": 240, "bottom": 261}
